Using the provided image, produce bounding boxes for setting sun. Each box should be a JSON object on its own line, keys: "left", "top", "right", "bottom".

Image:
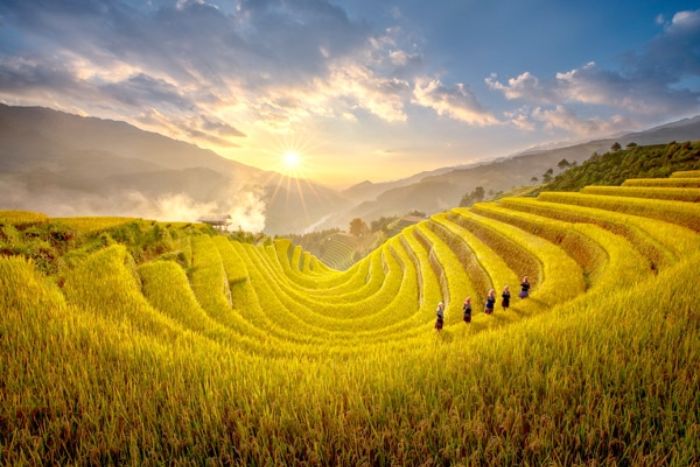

{"left": 283, "top": 151, "right": 301, "bottom": 170}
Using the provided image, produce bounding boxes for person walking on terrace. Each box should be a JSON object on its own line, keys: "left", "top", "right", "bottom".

{"left": 501, "top": 285, "right": 511, "bottom": 311}
{"left": 463, "top": 297, "right": 472, "bottom": 323}
{"left": 485, "top": 289, "right": 496, "bottom": 315}
{"left": 519, "top": 276, "right": 531, "bottom": 299}
{"left": 435, "top": 301, "right": 445, "bottom": 331}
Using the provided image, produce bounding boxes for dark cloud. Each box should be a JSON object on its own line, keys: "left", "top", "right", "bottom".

{"left": 100, "top": 73, "right": 193, "bottom": 109}
{"left": 200, "top": 116, "right": 246, "bottom": 137}
{"left": 184, "top": 127, "right": 241, "bottom": 147}
{"left": 236, "top": 0, "right": 369, "bottom": 76}
{"left": 0, "top": 58, "right": 81, "bottom": 94}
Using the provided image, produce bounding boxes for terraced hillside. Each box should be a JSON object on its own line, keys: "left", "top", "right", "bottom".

{"left": 2, "top": 171, "right": 699, "bottom": 464}
{"left": 316, "top": 232, "right": 359, "bottom": 270}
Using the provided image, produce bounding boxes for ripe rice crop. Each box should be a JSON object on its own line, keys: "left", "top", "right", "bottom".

{"left": 581, "top": 185, "right": 700, "bottom": 202}
{"left": 0, "top": 210, "right": 48, "bottom": 226}
{"left": 2, "top": 172, "right": 699, "bottom": 464}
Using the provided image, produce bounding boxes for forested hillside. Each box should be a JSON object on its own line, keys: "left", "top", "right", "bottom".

{"left": 541, "top": 141, "right": 700, "bottom": 192}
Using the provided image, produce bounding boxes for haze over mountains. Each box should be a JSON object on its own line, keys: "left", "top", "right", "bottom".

{"left": 328, "top": 115, "right": 700, "bottom": 230}
{"left": 0, "top": 104, "right": 349, "bottom": 233}
{"left": 2, "top": 103, "right": 700, "bottom": 234}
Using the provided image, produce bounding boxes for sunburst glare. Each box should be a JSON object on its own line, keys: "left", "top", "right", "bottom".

{"left": 283, "top": 151, "right": 301, "bottom": 170}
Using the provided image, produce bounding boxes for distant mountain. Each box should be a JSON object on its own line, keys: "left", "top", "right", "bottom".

{"left": 4, "top": 104, "right": 700, "bottom": 235}
{"left": 341, "top": 166, "right": 461, "bottom": 204}
{"left": 0, "top": 104, "right": 350, "bottom": 234}
{"left": 320, "top": 116, "right": 700, "bottom": 229}
{"left": 262, "top": 174, "right": 352, "bottom": 234}
{"left": 0, "top": 104, "right": 259, "bottom": 177}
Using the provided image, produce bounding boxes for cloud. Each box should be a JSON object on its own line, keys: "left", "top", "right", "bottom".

{"left": 225, "top": 189, "right": 266, "bottom": 232}
{"left": 488, "top": 60, "right": 700, "bottom": 116}
{"left": 200, "top": 116, "right": 246, "bottom": 137}
{"left": 487, "top": 8, "right": 700, "bottom": 135}
{"left": 0, "top": 0, "right": 433, "bottom": 149}
{"left": 413, "top": 77, "right": 498, "bottom": 126}
{"left": 671, "top": 10, "right": 700, "bottom": 28}
{"left": 485, "top": 71, "right": 553, "bottom": 102}
{"left": 325, "top": 62, "right": 410, "bottom": 122}
{"left": 532, "top": 105, "right": 631, "bottom": 137}
{"left": 504, "top": 107, "right": 536, "bottom": 131}
{"left": 242, "top": 54, "right": 413, "bottom": 131}
{"left": 99, "top": 73, "right": 192, "bottom": 109}
{"left": 366, "top": 26, "right": 423, "bottom": 71}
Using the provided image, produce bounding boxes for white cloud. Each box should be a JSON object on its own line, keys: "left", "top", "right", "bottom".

{"left": 532, "top": 105, "right": 631, "bottom": 137}
{"left": 670, "top": 10, "right": 700, "bottom": 28}
{"left": 504, "top": 107, "right": 536, "bottom": 131}
{"left": 485, "top": 71, "right": 552, "bottom": 101}
{"left": 389, "top": 50, "right": 410, "bottom": 66}
{"left": 489, "top": 60, "right": 699, "bottom": 116}
{"left": 413, "top": 77, "right": 498, "bottom": 126}
{"left": 327, "top": 62, "right": 410, "bottom": 122}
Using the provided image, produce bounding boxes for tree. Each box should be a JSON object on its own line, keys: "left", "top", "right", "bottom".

{"left": 611, "top": 142, "right": 622, "bottom": 151}
{"left": 557, "top": 158, "right": 571, "bottom": 169}
{"left": 459, "top": 186, "right": 485, "bottom": 207}
{"left": 370, "top": 216, "right": 399, "bottom": 233}
{"left": 626, "top": 142, "right": 637, "bottom": 148}
{"left": 530, "top": 176, "right": 539, "bottom": 183}
{"left": 349, "top": 218, "right": 369, "bottom": 237}
{"left": 542, "top": 168, "right": 554, "bottom": 183}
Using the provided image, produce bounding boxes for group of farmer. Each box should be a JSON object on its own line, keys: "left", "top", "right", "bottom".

{"left": 434, "top": 276, "right": 530, "bottom": 331}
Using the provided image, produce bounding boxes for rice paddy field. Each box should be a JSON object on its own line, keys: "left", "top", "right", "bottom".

{"left": 1, "top": 171, "right": 699, "bottom": 464}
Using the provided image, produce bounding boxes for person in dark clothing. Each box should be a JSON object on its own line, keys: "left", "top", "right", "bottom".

{"left": 501, "top": 285, "right": 511, "bottom": 311}
{"left": 519, "top": 276, "right": 530, "bottom": 299}
{"left": 462, "top": 297, "right": 472, "bottom": 323}
{"left": 435, "top": 301, "right": 445, "bottom": 331}
{"left": 485, "top": 289, "right": 496, "bottom": 315}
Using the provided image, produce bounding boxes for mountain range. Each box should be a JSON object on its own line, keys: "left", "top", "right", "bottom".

{"left": 0, "top": 104, "right": 349, "bottom": 233}
{"left": 1, "top": 103, "right": 700, "bottom": 234}
{"left": 327, "top": 115, "right": 700, "bottom": 230}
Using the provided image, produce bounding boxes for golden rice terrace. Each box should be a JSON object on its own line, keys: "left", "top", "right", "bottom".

{"left": 1, "top": 171, "right": 699, "bottom": 464}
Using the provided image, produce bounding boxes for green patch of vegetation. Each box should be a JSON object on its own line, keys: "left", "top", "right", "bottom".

{"left": 538, "top": 140, "right": 700, "bottom": 193}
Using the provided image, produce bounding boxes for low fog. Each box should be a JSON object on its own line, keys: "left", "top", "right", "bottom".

{"left": 0, "top": 176, "right": 268, "bottom": 232}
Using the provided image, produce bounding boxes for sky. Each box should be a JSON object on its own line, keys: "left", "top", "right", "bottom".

{"left": 0, "top": 0, "right": 699, "bottom": 187}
